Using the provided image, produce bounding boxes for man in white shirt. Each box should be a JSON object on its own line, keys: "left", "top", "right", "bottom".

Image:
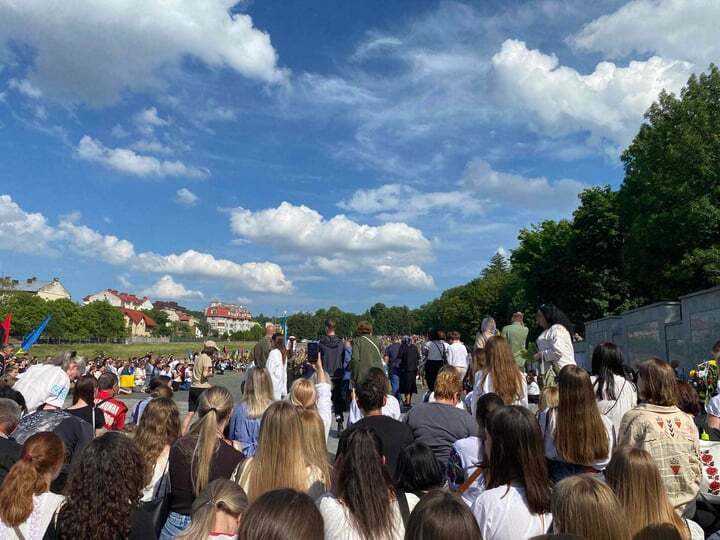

{"left": 14, "top": 352, "right": 83, "bottom": 413}
{"left": 446, "top": 331, "right": 470, "bottom": 382}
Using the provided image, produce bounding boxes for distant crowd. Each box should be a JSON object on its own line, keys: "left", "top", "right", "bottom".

{"left": 0, "top": 303, "right": 718, "bottom": 539}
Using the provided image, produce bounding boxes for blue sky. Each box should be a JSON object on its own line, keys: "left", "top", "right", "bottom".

{"left": 1, "top": 0, "right": 718, "bottom": 315}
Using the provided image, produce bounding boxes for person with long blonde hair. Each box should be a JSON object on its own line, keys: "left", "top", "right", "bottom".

{"left": 471, "top": 336, "right": 527, "bottom": 416}
{"left": 606, "top": 447, "right": 704, "bottom": 540}
{"left": 230, "top": 367, "right": 273, "bottom": 456}
{"left": 289, "top": 356, "right": 332, "bottom": 440}
{"left": 0, "top": 432, "right": 65, "bottom": 540}
{"left": 133, "top": 397, "right": 181, "bottom": 501}
{"left": 176, "top": 479, "right": 249, "bottom": 540}
{"left": 236, "top": 400, "right": 325, "bottom": 502}
{"left": 298, "top": 409, "right": 332, "bottom": 490}
{"left": 161, "top": 386, "right": 244, "bottom": 540}
{"left": 551, "top": 475, "right": 631, "bottom": 540}
{"left": 539, "top": 365, "right": 614, "bottom": 482}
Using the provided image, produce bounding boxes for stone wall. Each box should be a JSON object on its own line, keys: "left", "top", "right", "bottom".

{"left": 583, "top": 285, "right": 720, "bottom": 371}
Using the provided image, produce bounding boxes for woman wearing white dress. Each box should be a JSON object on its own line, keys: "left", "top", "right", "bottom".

{"left": 266, "top": 333, "right": 288, "bottom": 401}
{"left": 589, "top": 342, "right": 637, "bottom": 432}
{"left": 0, "top": 432, "right": 65, "bottom": 540}
{"left": 534, "top": 304, "right": 576, "bottom": 386}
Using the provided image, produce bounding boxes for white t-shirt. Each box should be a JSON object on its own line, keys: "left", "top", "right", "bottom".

{"left": 14, "top": 364, "right": 70, "bottom": 413}
{"left": 471, "top": 485, "right": 551, "bottom": 540}
{"left": 590, "top": 374, "right": 637, "bottom": 433}
{"left": 538, "top": 408, "right": 615, "bottom": 470}
{"left": 528, "top": 381, "right": 540, "bottom": 396}
{"left": 471, "top": 370, "right": 528, "bottom": 417}
{"left": 317, "top": 495, "right": 404, "bottom": 540}
{"left": 447, "top": 342, "right": 469, "bottom": 369}
{"left": 348, "top": 395, "right": 401, "bottom": 426}
{"left": 0, "top": 492, "right": 64, "bottom": 540}
{"left": 266, "top": 349, "right": 287, "bottom": 401}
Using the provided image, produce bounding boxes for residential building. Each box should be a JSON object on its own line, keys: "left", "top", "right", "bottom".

{"left": 204, "top": 301, "right": 254, "bottom": 335}
{"left": 83, "top": 289, "right": 153, "bottom": 310}
{"left": 0, "top": 277, "right": 71, "bottom": 301}
{"left": 120, "top": 308, "right": 157, "bottom": 337}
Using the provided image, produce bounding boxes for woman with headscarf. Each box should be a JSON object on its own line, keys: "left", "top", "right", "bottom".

{"left": 474, "top": 317, "right": 497, "bottom": 350}
{"left": 398, "top": 336, "right": 420, "bottom": 407}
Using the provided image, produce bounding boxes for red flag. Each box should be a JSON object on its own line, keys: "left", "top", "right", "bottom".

{"left": 1, "top": 314, "right": 10, "bottom": 345}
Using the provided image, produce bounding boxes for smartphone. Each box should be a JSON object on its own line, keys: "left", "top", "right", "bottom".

{"left": 307, "top": 341, "right": 319, "bottom": 362}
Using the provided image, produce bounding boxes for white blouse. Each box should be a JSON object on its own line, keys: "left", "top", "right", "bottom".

{"left": 471, "top": 485, "right": 551, "bottom": 540}
{"left": 141, "top": 447, "right": 170, "bottom": 501}
{"left": 266, "top": 349, "right": 287, "bottom": 401}
{"left": 538, "top": 408, "right": 615, "bottom": 470}
{"left": 536, "top": 324, "right": 575, "bottom": 370}
{"left": 471, "top": 370, "right": 528, "bottom": 417}
{"left": 317, "top": 495, "right": 404, "bottom": 540}
{"left": 0, "top": 492, "right": 64, "bottom": 540}
{"left": 590, "top": 374, "right": 637, "bottom": 433}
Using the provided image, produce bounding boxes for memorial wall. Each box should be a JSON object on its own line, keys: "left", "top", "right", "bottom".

{"left": 580, "top": 285, "right": 720, "bottom": 371}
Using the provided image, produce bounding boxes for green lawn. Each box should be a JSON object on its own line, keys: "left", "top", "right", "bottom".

{"left": 26, "top": 341, "right": 257, "bottom": 359}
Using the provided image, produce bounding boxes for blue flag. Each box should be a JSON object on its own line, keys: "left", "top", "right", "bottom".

{"left": 19, "top": 314, "right": 52, "bottom": 353}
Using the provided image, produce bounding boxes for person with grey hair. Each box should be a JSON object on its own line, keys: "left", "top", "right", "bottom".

{"left": 0, "top": 397, "right": 22, "bottom": 485}
{"left": 13, "top": 352, "right": 84, "bottom": 414}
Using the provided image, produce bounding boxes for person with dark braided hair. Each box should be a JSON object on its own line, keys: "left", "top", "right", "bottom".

{"left": 43, "top": 432, "right": 155, "bottom": 540}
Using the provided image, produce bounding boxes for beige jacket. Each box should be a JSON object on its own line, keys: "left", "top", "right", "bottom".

{"left": 618, "top": 403, "right": 701, "bottom": 510}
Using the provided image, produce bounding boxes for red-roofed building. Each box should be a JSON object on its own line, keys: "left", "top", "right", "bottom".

{"left": 119, "top": 308, "right": 156, "bottom": 337}
{"left": 83, "top": 289, "right": 154, "bottom": 311}
{"left": 205, "top": 301, "right": 255, "bottom": 335}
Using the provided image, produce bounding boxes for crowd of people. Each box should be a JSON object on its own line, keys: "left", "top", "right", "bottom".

{"left": 0, "top": 303, "right": 718, "bottom": 539}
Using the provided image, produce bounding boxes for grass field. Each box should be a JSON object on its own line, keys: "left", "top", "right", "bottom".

{"left": 26, "top": 341, "right": 258, "bottom": 359}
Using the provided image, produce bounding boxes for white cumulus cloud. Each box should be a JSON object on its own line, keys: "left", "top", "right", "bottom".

{"left": 461, "top": 159, "right": 584, "bottom": 213}
{"left": 75, "top": 136, "right": 208, "bottom": 179}
{"left": 491, "top": 39, "right": 692, "bottom": 152}
{"left": 371, "top": 265, "right": 436, "bottom": 290}
{"left": 571, "top": 0, "right": 720, "bottom": 68}
{"left": 175, "top": 188, "right": 199, "bottom": 206}
{"left": 0, "top": 194, "right": 58, "bottom": 254}
{"left": 0, "top": 0, "right": 287, "bottom": 105}
{"left": 230, "top": 202, "right": 432, "bottom": 256}
{"left": 0, "top": 194, "right": 293, "bottom": 294}
{"left": 134, "top": 107, "right": 169, "bottom": 136}
{"left": 143, "top": 275, "right": 203, "bottom": 300}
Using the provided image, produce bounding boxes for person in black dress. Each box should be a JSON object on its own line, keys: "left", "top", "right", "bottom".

{"left": 398, "top": 337, "right": 420, "bottom": 407}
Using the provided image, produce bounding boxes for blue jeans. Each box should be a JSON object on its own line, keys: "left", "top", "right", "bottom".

{"left": 390, "top": 372, "right": 400, "bottom": 400}
{"left": 160, "top": 511, "right": 191, "bottom": 540}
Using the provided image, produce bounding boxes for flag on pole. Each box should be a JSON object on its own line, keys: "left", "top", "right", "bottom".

{"left": 0, "top": 314, "right": 10, "bottom": 345}
{"left": 19, "top": 315, "right": 52, "bottom": 353}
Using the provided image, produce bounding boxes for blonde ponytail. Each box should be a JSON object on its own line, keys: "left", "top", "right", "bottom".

{"left": 176, "top": 479, "right": 248, "bottom": 539}
{"left": 189, "top": 386, "right": 234, "bottom": 496}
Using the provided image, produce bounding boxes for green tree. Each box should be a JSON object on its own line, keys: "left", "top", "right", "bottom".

{"left": 619, "top": 65, "right": 720, "bottom": 301}
{"left": 145, "top": 309, "right": 172, "bottom": 337}
{"left": 81, "top": 301, "right": 127, "bottom": 338}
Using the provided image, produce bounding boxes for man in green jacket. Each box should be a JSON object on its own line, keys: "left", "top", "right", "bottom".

{"left": 252, "top": 322, "right": 275, "bottom": 369}
{"left": 501, "top": 312, "right": 529, "bottom": 370}
{"left": 350, "top": 320, "right": 384, "bottom": 385}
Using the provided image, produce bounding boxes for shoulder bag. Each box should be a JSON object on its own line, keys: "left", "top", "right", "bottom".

{"left": 141, "top": 455, "right": 171, "bottom": 537}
